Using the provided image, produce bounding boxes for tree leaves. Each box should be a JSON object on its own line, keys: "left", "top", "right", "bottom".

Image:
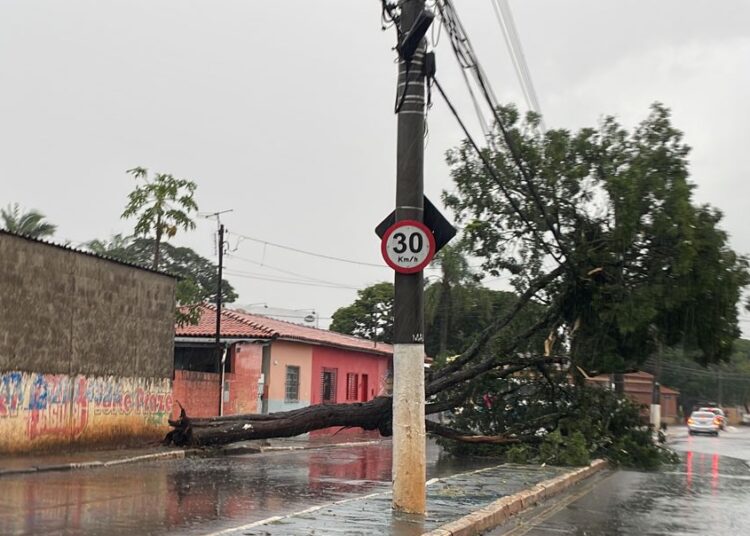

{"left": 445, "top": 103, "right": 749, "bottom": 372}
{"left": 121, "top": 167, "right": 198, "bottom": 270}
{"left": 1, "top": 203, "right": 57, "bottom": 238}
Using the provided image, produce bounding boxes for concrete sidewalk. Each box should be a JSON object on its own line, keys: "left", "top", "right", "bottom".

{"left": 0, "top": 434, "right": 386, "bottom": 477}
{"left": 203, "top": 460, "right": 607, "bottom": 536}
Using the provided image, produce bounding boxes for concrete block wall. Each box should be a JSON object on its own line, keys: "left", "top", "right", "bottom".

{"left": 0, "top": 232, "right": 175, "bottom": 378}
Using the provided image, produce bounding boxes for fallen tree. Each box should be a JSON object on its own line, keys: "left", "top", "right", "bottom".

{"left": 165, "top": 99, "right": 747, "bottom": 465}
{"left": 165, "top": 354, "right": 565, "bottom": 448}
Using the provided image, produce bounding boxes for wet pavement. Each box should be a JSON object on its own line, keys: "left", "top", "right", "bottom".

{"left": 489, "top": 425, "right": 750, "bottom": 536}
{"left": 0, "top": 438, "right": 550, "bottom": 536}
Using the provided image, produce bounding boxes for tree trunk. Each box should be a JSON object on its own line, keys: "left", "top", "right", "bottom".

{"left": 165, "top": 397, "right": 534, "bottom": 448}
{"left": 152, "top": 215, "right": 162, "bottom": 270}
{"left": 165, "top": 354, "right": 564, "bottom": 448}
{"left": 166, "top": 397, "right": 392, "bottom": 447}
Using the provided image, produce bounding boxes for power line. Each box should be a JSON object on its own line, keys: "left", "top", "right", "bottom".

{"left": 223, "top": 269, "right": 360, "bottom": 291}
{"left": 225, "top": 252, "right": 365, "bottom": 290}
{"left": 227, "top": 231, "right": 386, "bottom": 268}
{"left": 436, "top": 1, "right": 567, "bottom": 263}
{"left": 489, "top": 0, "right": 545, "bottom": 131}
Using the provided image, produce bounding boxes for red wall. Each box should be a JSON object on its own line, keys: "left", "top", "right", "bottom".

{"left": 172, "top": 370, "right": 220, "bottom": 419}
{"left": 310, "top": 346, "right": 390, "bottom": 405}
{"left": 172, "top": 342, "right": 263, "bottom": 419}
{"left": 223, "top": 342, "right": 263, "bottom": 415}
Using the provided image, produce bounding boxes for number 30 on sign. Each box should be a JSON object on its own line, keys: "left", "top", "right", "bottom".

{"left": 380, "top": 220, "right": 436, "bottom": 274}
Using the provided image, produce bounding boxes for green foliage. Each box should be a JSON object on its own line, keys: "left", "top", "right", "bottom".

{"left": 444, "top": 103, "right": 749, "bottom": 373}
{"left": 1, "top": 203, "right": 57, "bottom": 238}
{"left": 83, "top": 235, "right": 236, "bottom": 325}
{"left": 330, "top": 244, "right": 536, "bottom": 354}
{"left": 439, "top": 381, "right": 678, "bottom": 470}
{"left": 330, "top": 282, "right": 394, "bottom": 342}
{"left": 538, "top": 430, "right": 590, "bottom": 466}
{"left": 121, "top": 167, "right": 198, "bottom": 270}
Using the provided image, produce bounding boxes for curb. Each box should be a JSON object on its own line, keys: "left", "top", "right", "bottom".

{"left": 0, "top": 439, "right": 386, "bottom": 478}
{"left": 0, "top": 449, "right": 197, "bottom": 478}
{"left": 258, "top": 439, "right": 383, "bottom": 453}
{"left": 421, "top": 459, "right": 607, "bottom": 536}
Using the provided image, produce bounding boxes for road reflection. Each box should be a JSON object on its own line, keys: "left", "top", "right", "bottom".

{"left": 0, "top": 444, "right": 398, "bottom": 536}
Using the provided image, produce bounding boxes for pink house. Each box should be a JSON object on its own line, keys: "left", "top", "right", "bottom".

{"left": 173, "top": 306, "right": 392, "bottom": 425}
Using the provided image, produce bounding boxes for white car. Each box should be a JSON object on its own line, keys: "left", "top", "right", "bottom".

{"left": 742, "top": 413, "right": 750, "bottom": 425}
{"left": 688, "top": 411, "right": 720, "bottom": 436}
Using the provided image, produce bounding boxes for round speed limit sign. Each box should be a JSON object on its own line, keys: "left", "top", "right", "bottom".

{"left": 381, "top": 220, "right": 436, "bottom": 274}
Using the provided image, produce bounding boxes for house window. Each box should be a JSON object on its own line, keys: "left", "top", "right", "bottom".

{"left": 346, "top": 373, "right": 359, "bottom": 401}
{"left": 321, "top": 368, "right": 337, "bottom": 404}
{"left": 285, "top": 366, "right": 300, "bottom": 403}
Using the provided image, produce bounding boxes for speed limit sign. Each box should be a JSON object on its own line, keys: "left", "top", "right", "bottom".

{"left": 381, "top": 220, "right": 436, "bottom": 274}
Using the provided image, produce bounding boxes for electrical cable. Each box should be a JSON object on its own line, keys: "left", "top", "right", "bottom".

{"left": 225, "top": 252, "right": 365, "bottom": 289}
{"left": 223, "top": 269, "right": 360, "bottom": 290}
{"left": 489, "top": 0, "right": 545, "bottom": 131}
{"left": 227, "top": 231, "right": 387, "bottom": 268}
{"left": 437, "top": 0, "right": 567, "bottom": 263}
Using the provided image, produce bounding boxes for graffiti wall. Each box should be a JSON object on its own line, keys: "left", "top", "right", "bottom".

{"left": 0, "top": 371, "right": 172, "bottom": 454}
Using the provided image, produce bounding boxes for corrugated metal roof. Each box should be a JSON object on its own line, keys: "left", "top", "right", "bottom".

{"left": 0, "top": 229, "right": 175, "bottom": 278}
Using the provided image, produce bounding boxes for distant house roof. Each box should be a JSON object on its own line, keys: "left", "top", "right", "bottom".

{"left": 0, "top": 229, "right": 175, "bottom": 278}
{"left": 176, "top": 304, "right": 393, "bottom": 357}
{"left": 587, "top": 370, "right": 680, "bottom": 396}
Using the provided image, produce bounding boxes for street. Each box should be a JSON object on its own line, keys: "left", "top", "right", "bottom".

{"left": 490, "top": 425, "right": 750, "bottom": 536}
{"left": 0, "top": 440, "right": 495, "bottom": 536}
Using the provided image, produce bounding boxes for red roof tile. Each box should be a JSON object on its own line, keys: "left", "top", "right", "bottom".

{"left": 176, "top": 305, "right": 392, "bottom": 357}
{"left": 175, "top": 305, "right": 274, "bottom": 338}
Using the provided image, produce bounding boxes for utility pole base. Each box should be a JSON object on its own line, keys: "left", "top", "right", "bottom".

{"left": 392, "top": 343, "right": 427, "bottom": 514}
{"left": 650, "top": 404, "right": 661, "bottom": 431}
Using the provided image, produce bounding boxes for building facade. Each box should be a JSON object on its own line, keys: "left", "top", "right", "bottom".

{"left": 174, "top": 306, "right": 392, "bottom": 423}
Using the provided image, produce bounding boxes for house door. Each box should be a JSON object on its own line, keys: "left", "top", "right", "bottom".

{"left": 361, "top": 374, "right": 369, "bottom": 402}
{"left": 321, "top": 368, "right": 337, "bottom": 404}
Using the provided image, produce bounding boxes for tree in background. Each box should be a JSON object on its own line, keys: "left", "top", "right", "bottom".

{"left": 121, "top": 167, "right": 198, "bottom": 270}
{"left": 83, "top": 236, "right": 237, "bottom": 325}
{"left": 330, "top": 282, "right": 394, "bottom": 343}
{"left": 1, "top": 203, "right": 57, "bottom": 238}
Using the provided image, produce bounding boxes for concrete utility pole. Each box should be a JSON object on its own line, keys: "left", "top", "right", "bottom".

{"left": 392, "top": 0, "right": 427, "bottom": 515}
{"left": 651, "top": 342, "right": 662, "bottom": 431}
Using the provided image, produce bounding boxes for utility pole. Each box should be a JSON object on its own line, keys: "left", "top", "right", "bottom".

{"left": 215, "top": 222, "right": 225, "bottom": 416}
{"left": 202, "top": 209, "right": 233, "bottom": 417}
{"left": 651, "top": 341, "right": 662, "bottom": 432}
{"left": 392, "top": 0, "right": 428, "bottom": 515}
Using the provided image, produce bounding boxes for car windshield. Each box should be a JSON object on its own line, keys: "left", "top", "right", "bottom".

{"left": 692, "top": 412, "right": 715, "bottom": 419}
{"left": 699, "top": 407, "right": 724, "bottom": 415}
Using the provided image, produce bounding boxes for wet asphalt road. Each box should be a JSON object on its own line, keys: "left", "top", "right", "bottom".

{"left": 490, "top": 425, "right": 750, "bottom": 536}
{"left": 0, "top": 439, "right": 495, "bottom": 536}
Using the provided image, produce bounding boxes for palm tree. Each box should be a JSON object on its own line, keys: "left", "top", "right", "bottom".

{"left": 82, "top": 234, "right": 133, "bottom": 258}
{"left": 1, "top": 203, "right": 57, "bottom": 238}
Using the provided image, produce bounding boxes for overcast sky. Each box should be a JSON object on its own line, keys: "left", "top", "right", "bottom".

{"left": 2, "top": 1, "right": 749, "bottom": 331}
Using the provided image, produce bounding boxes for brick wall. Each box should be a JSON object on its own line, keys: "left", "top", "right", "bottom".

{"left": 172, "top": 370, "right": 220, "bottom": 419}
{"left": 172, "top": 342, "right": 263, "bottom": 418}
